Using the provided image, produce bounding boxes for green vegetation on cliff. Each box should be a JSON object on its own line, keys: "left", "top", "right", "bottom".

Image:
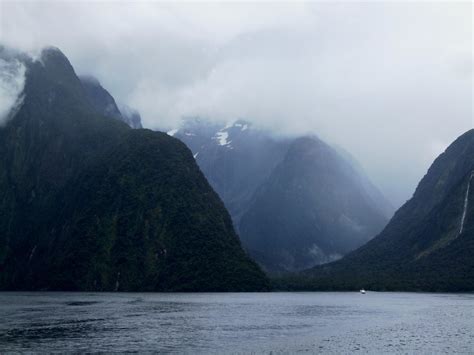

{"left": 0, "top": 47, "right": 268, "bottom": 291}
{"left": 275, "top": 130, "right": 474, "bottom": 292}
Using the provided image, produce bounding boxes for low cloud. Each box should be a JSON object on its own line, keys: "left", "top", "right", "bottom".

{"left": 0, "top": 1, "right": 471, "bottom": 206}
{"left": 0, "top": 58, "right": 26, "bottom": 126}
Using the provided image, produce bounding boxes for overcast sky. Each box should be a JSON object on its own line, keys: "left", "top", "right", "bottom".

{"left": 0, "top": 1, "right": 472, "bottom": 207}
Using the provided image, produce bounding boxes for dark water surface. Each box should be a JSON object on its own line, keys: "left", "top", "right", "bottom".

{"left": 0, "top": 292, "right": 473, "bottom": 353}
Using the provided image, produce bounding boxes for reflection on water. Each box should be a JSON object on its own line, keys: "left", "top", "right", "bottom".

{"left": 0, "top": 292, "right": 473, "bottom": 353}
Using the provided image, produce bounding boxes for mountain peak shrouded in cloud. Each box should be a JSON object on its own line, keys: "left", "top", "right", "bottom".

{"left": 173, "top": 118, "right": 393, "bottom": 272}
{"left": 1, "top": 1, "right": 471, "bottom": 206}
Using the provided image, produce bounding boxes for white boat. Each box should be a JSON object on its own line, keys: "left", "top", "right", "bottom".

{"left": 360, "top": 289, "right": 366, "bottom": 294}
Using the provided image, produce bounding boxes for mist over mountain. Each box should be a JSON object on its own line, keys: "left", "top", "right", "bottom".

{"left": 172, "top": 119, "right": 393, "bottom": 272}
{"left": 0, "top": 49, "right": 26, "bottom": 125}
{"left": 240, "top": 135, "right": 391, "bottom": 272}
{"left": 280, "top": 129, "right": 474, "bottom": 291}
{"left": 171, "top": 119, "right": 291, "bottom": 227}
{"left": 0, "top": 47, "right": 268, "bottom": 291}
{"left": 80, "top": 75, "right": 142, "bottom": 129}
{"left": 3, "top": 2, "right": 471, "bottom": 208}
{"left": 119, "top": 104, "right": 143, "bottom": 130}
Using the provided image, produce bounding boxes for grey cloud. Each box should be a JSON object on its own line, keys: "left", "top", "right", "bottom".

{"left": 0, "top": 1, "right": 471, "bottom": 207}
{"left": 0, "top": 58, "right": 26, "bottom": 126}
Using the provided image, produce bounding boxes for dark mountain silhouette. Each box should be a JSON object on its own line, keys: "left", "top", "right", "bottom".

{"left": 0, "top": 47, "right": 268, "bottom": 291}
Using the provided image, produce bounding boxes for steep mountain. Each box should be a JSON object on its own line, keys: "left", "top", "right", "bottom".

{"left": 333, "top": 146, "right": 394, "bottom": 219}
{"left": 0, "top": 47, "right": 268, "bottom": 291}
{"left": 80, "top": 75, "right": 142, "bottom": 128}
{"left": 171, "top": 120, "right": 393, "bottom": 272}
{"left": 240, "top": 136, "right": 389, "bottom": 271}
{"left": 285, "top": 129, "right": 474, "bottom": 291}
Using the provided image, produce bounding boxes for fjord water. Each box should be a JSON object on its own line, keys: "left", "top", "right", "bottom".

{"left": 0, "top": 292, "right": 472, "bottom": 353}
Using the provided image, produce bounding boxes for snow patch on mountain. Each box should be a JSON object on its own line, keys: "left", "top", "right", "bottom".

{"left": 234, "top": 122, "right": 249, "bottom": 131}
{"left": 214, "top": 131, "right": 232, "bottom": 147}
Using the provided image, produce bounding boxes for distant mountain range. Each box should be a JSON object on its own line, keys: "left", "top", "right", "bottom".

{"left": 0, "top": 47, "right": 268, "bottom": 291}
{"left": 171, "top": 119, "right": 394, "bottom": 272}
{"left": 278, "top": 129, "right": 474, "bottom": 292}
